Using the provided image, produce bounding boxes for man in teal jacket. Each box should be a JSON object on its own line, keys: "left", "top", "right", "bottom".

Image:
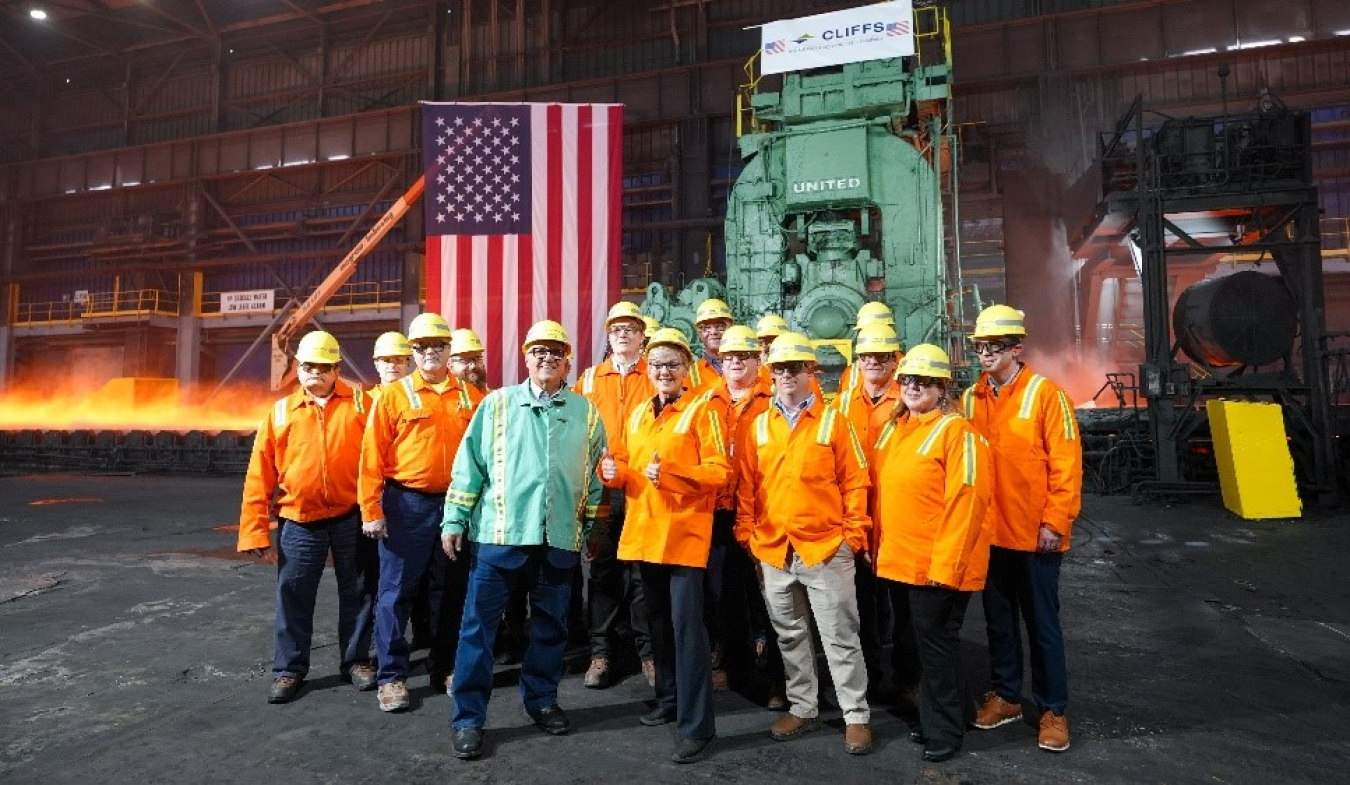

{"left": 441, "top": 319, "right": 607, "bottom": 760}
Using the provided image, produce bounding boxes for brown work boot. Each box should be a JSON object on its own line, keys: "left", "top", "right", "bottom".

{"left": 377, "top": 680, "right": 410, "bottom": 712}
{"left": 844, "top": 723, "right": 873, "bottom": 755}
{"left": 584, "top": 656, "right": 610, "bottom": 689}
{"left": 973, "top": 691, "right": 1023, "bottom": 729}
{"left": 641, "top": 657, "right": 656, "bottom": 688}
{"left": 1038, "top": 711, "right": 1071, "bottom": 752}
{"left": 769, "top": 713, "right": 820, "bottom": 741}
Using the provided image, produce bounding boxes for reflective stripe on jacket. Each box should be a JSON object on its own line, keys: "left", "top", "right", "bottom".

{"left": 832, "top": 378, "right": 901, "bottom": 461}
{"left": 607, "top": 393, "right": 730, "bottom": 568}
{"left": 734, "top": 397, "right": 872, "bottom": 568}
{"left": 574, "top": 357, "right": 653, "bottom": 456}
{"left": 441, "top": 383, "right": 606, "bottom": 551}
{"left": 870, "top": 408, "right": 993, "bottom": 590}
{"left": 238, "top": 381, "right": 370, "bottom": 550}
{"left": 699, "top": 378, "right": 773, "bottom": 511}
{"left": 358, "top": 370, "right": 482, "bottom": 521}
{"left": 961, "top": 364, "right": 1082, "bottom": 551}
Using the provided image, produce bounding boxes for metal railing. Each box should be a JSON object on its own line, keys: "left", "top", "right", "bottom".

{"left": 200, "top": 279, "right": 402, "bottom": 316}
{"left": 13, "top": 300, "right": 84, "bottom": 325}
{"left": 1321, "top": 216, "right": 1350, "bottom": 256}
{"left": 83, "top": 289, "right": 180, "bottom": 318}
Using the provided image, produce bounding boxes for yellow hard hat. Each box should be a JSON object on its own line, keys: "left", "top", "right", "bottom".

{"left": 766, "top": 332, "right": 818, "bottom": 365}
{"left": 296, "top": 331, "right": 341, "bottom": 364}
{"left": 605, "top": 301, "right": 645, "bottom": 331}
{"left": 755, "top": 313, "right": 790, "bottom": 339}
{"left": 522, "top": 319, "right": 572, "bottom": 357}
{"left": 407, "top": 312, "right": 452, "bottom": 342}
{"left": 897, "top": 344, "right": 953, "bottom": 380}
{"left": 642, "top": 315, "right": 660, "bottom": 338}
{"left": 646, "top": 327, "right": 693, "bottom": 359}
{"left": 372, "top": 332, "right": 412, "bottom": 359}
{"left": 971, "top": 304, "right": 1027, "bottom": 339}
{"left": 450, "top": 328, "right": 485, "bottom": 356}
{"left": 855, "top": 323, "right": 901, "bottom": 355}
{"left": 719, "top": 325, "right": 760, "bottom": 354}
{"left": 855, "top": 301, "right": 895, "bottom": 330}
{"left": 694, "top": 298, "right": 733, "bottom": 325}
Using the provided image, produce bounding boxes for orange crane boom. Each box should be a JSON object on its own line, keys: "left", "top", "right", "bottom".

{"left": 269, "top": 175, "right": 425, "bottom": 391}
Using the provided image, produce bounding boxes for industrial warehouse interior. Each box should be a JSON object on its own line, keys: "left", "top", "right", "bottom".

{"left": 1, "top": 1, "right": 1348, "bottom": 782}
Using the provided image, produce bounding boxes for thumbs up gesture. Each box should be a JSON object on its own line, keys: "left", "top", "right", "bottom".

{"left": 645, "top": 451, "right": 662, "bottom": 485}
{"left": 600, "top": 449, "right": 617, "bottom": 482}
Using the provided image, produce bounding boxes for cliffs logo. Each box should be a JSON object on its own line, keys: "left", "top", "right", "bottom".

{"left": 792, "top": 33, "right": 815, "bottom": 44}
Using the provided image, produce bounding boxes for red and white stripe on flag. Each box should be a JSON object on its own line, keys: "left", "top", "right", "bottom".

{"left": 422, "top": 101, "right": 623, "bottom": 388}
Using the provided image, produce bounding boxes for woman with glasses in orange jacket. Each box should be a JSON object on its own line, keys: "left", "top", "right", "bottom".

{"left": 869, "top": 344, "right": 993, "bottom": 765}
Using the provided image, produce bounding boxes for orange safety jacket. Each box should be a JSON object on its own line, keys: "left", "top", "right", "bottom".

{"left": 832, "top": 378, "right": 902, "bottom": 460}
{"left": 685, "top": 356, "right": 722, "bottom": 397}
{"left": 604, "top": 393, "right": 730, "bottom": 568}
{"left": 359, "top": 370, "right": 482, "bottom": 521}
{"left": 870, "top": 408, "right": 993, "bottom": 590}
{"left": 574, "top": 356, "right": 654, "bottom": 450}
{"left": 734, "top": 397, "right": 872, "bottom": 568}
{"left": 698, "top": 377, "right": 773, "bottom": 511}
{"left": 961, "top": 363, "right": 1082, "bottom": 552}
{"left": 238, "top": 382, "right": 370, "bottom": 551}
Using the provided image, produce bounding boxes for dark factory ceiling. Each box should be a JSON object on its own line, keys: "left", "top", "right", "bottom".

{"left": 0, "top": 0, "right": 434, "bottom": 88}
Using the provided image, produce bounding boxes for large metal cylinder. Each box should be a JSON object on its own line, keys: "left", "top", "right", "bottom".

{"left": 1173, "top": 271, "right": 1296, "bottom": 367}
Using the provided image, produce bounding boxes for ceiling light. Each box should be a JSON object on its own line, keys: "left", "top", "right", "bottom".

{"left": 30, "top": 8, "right": 48, "bottom": 20}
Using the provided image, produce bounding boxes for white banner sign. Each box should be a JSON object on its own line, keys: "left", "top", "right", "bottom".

{"left": 221, "top": 289, "right": 275, "bottom": 314}
{"left": 759, "top": 1, "right": 914, "bottom": 76}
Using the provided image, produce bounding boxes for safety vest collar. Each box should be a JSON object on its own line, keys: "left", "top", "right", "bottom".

{"left": 288, "top": 379, "right": 355, "bottom": 410}
{"left": 773, "top": 394, "right": 826, "bottom": 422}
{"left": 908, "top": 407, "right": 947, "bottom": 425}
{"left": 600, "top": 355, "right": 644, "bottom": 376}
{"left": 517, "top": 380, "right": 572, "bottom": 408}
{"left": 406, "top": 369, "right": 454, "bottom": 393}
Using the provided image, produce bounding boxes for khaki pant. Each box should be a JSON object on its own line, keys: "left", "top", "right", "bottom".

{"left": 759, "top": 542, "right": 870, "bottom": 724}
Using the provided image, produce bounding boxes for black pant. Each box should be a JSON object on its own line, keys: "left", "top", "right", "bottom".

{"left": 885, "top": 580, "right": 923, "bottom": 694}
{"left": 588, "top": 493, "right": 650, "bottom": 660}
{"left": 983, "top": 546, "right": 1068, "bottom": 713}
{"left": 891, "top": 581, "right": 972, "bottom": 747}
{"left": 702, "top": 512, "right": 737, "bottom": 659}
{"left": 427, "top": 543, "right": 471, "bottom": 676}
{"left": 707, "top": 511, "right": 782, "bottom": 684}
{"left": 640, "top": 562, "right": 715, "bottom": 741}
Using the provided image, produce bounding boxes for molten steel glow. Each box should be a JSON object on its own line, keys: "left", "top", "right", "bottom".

{"left": 0, "top": 376, "right": 272, "bottom": 432}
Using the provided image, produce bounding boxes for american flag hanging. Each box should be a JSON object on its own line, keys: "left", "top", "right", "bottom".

{"left": 422, "top": 102, "right": 623, "bottom": 388}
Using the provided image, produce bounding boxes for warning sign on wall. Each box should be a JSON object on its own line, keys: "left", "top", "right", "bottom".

{"left": 221, "top": 289, "right": 276, "bottom": 314}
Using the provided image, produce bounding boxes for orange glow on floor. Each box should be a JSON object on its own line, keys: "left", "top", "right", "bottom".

{"left": 29, "top": 498, "right": 104, "bottom": 506}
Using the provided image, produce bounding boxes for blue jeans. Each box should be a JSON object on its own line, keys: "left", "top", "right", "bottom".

{"left": 982, "top": 546, "right": 1069, "bottom": 713}
{"left": 273, "top": 511, "right": 375, "bottom": 678}
{"left": 374, "top": 483, "right": 446, "bottom": 684}
{"left": 452, "top": 543, "right": 578, "bottom": 730}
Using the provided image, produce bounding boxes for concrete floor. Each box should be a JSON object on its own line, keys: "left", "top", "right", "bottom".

{"left": 1, "top": 473, "right": 1348, "bottom": 784}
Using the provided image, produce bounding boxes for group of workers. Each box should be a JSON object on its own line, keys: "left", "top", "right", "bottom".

{"left": 238, "top": 296, "right": 1082, "bottom": 766}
